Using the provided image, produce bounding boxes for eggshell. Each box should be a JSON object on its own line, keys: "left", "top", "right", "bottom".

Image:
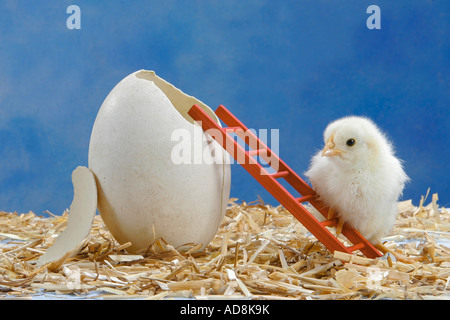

{"left": 37, "top": 166, "right": 97, "bottom": 265}
{"left": 88, "top": 70, "right": 231, "bottom": 253}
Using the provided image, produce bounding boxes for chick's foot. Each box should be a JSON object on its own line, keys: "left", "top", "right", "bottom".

{"left": 327, "top": 208, "right": 344, "bottom": 236}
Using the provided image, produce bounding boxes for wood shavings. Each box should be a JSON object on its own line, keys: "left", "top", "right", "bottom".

{"left": 0, "top": 193, "right": 449, "bottom": 300}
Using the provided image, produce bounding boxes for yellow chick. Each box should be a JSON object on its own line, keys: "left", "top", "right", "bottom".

{"left": 305, "top": 116, "right": 409, "bottom": 258}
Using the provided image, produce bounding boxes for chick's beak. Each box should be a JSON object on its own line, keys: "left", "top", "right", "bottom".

{"left": 321, "top": 135, "right": 343, "bottom": 157}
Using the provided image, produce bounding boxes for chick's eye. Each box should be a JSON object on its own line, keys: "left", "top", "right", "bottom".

{"left": 346, "top": 139, "right": 356, "bottom": 147}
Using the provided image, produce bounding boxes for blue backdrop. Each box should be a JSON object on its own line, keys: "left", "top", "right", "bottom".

{"left": 0, "top": 1, "right": 448, "bottom": 216}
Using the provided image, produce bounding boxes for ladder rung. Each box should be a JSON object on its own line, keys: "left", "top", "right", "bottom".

{"left": 270, "top": 171, "right": 289, "bottom": 179}
{"left": 225, "top": 126, "right": 242, "bottom": 133}
{"left": 347, "top": 242, "right": 365, "bottom": 252}
{"left": 296, "top": 194, "right": 315, "bottom": 203}
{"left": 320, "top": 218, "right": 338, "bottom": 227}
{"left": 247, "top": 149, "right": 266, "bottom": 156}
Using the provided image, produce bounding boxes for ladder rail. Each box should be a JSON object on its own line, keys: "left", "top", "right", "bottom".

{"left": 188, "top": 104, "right": 382, "bottom": 259}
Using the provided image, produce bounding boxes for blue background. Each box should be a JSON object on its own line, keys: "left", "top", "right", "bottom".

{"left": 0, "top": 1, "right": 448, "bottom": 216}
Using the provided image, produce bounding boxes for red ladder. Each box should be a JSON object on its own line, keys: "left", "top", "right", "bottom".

{"left": 188, "top": 104, "right": 382, "bottom": 259}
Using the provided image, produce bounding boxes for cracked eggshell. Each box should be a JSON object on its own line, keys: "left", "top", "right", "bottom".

{"left": 88, "top": 70, "right": 231, "bottom": 253}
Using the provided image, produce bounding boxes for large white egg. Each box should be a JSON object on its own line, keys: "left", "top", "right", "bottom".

{"left": 88, "top": 70, "right": 231, "bottom": 253}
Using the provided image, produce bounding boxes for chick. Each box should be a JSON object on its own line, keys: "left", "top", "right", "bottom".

{"left": 305, "top": 116, "right": 410, "bottom": 259}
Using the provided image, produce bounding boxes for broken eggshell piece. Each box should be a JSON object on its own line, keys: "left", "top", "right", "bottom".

{"left": 37, "top": 166, "right": 97, "bottom": 265}
{"left": 88, "top": 70, "right": 231, "bottom": 253}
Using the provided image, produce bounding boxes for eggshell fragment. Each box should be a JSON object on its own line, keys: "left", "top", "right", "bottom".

{"left": 88, "top": 70, "right": 231, "bottom": 253}
{"left": 37, "top": 166, "right": 97, "bottom": 265}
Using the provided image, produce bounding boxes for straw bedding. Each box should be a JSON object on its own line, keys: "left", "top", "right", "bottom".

{"left": 0, "top": 191, "right": 449, "bottom": 300}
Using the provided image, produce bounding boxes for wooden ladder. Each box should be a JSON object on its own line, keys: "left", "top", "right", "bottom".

{"left": 188, "top": 104, "right": 382, "bottom": 259}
